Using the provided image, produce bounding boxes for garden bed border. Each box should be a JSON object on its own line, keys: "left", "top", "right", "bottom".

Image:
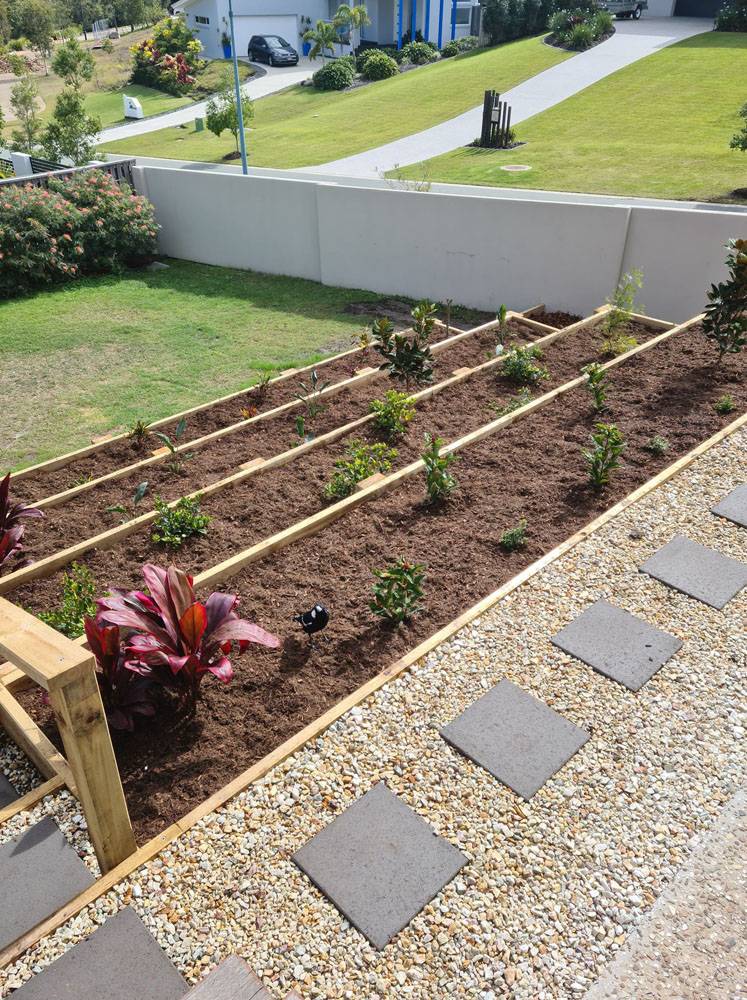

{"left": 1, "top": 390, "right": 743, "bottom": 975}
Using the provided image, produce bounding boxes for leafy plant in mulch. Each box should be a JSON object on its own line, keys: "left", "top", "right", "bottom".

{"left": 96, "top": 564, "right": 280, "bottom": 714}
{"left": 370, "top": 557, "right": 426, "bottom": 624}
{"left": 251, "top": 371, "right": 273, "bottom": 402}
{"left": 375, "top": 325, "right": 434, "bottom": 389}
{"left": 294, "top": 369, "right": 331, "bottom": 421}
{"left": 583, "top": 422, "right": 625, "bottom": 489}
{"left": 370, "top": 390, "right": 416, "bottom": 439}
{"left": 128, "top": 419, "right": 152, "bottom": 448}
{"left": 500, "top": 518, "right": 528, "bottom": 552}
{"left": 644, "top": 434, "right": 669, "bottom": 456}
{"left": 702, "top": 239, "right": 747, "bottom": 363}
{"left": 411, "top": 299, "right": 439, "bottom": 340}
{"left": 501, "top": 345, "right": 549, "bottom": 386}
{"left": 714, "top": 393, "right": 736, "bottom": 415}
{"left": 582, "top": 362, "right": 609, "bottom": 412}
{"left": 0, "top": 473, "right": 44, "bottom": 571}
{"left": 84, "top": 618, "right": 157, "bottom": 732}
{"left": 325, "top": 440, "right": 397, "bottom": 500}
{"left": 154, "top": 418, "right": 190, "bottom": 473}
{"left": 494, "top": 303, "right": 510, "bottom": 348}
{"left": 603, "top": 269, "right": 643, "bottom": 338}
{"left": 548, "top": 7, "right": 613, "bottom": 50}
{"left": 600, "top": 332, "right": 638, "bottom": 358}
{"left": 106, "top": 481, "right": 150, "bottom": 519}
{"left": 151, "top": 495, "right": 210, "bottom": 547}
{"left": 421, "top": 434, "right": 458, "bottom": 503}
{"left": 39, "top": 562, "right": 97, "bottom": 638}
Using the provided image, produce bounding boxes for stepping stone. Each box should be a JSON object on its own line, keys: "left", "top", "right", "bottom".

{"left": 640, "top": 535, "right": 747, "bottom": 610}
{"left": 293, "top": 782, "right": 466, "bottom": 950}
{"left": 0, "top": 772, "right": 19, "bottom": 809}
{"left": 185, "top": 955, "right": 270, "bottom": 999}
{"left": 712, "top": 484, "right": 747, "bottom": 528}
{"left": 0, "top": 815, "right": 94, "bottom": 951}
{"left": 440, "top": 679, "right": 589, "bottom": 800}
{"left": 550, "top": 599, "right": 683, "bottom": 691}
{"left": 11, "top": 907, "right": 185, "bottom": 999}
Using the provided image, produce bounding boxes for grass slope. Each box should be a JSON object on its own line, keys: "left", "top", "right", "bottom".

{"left": 100, "top": 35, "right": 572, "bottom": 167}
{"left": 1, "top": 261, "right": 386, "bottom": 472}
{"left": 395, "top": 32, "right": 747, "bottom": 202}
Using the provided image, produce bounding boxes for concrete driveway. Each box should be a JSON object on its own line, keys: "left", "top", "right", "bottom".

{"left": 304, "top": 17, "right": 712, "bottom": 177}
{"left": 98, "top": 57, "right": 315, "bottom": 144}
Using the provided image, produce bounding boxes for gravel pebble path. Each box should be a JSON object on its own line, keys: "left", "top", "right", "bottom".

{"left": 1, "top": 427, "right": 745, "bottom": 1000}
{"left": 0, "top": 730, "right": 42, "bottom": 800}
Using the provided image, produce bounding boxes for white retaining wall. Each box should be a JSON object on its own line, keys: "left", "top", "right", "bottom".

{"left": 132, "top": 164, "right": 746, "bottom": 322}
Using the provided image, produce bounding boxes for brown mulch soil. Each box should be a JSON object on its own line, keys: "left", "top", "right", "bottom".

{"left": 14, "top": 322, "right": 544, "bottom": 565}
{"left": 14, "top": 321, "right": 655, "bottom": 592}
{"left": 530, "top": 309, "right": 583, "bottom": 328}
{"left": 18, "top": 325, "right": 745, "bottom": 842}
{"left": 15, "top": 320, "right": 471, "bottom": 504}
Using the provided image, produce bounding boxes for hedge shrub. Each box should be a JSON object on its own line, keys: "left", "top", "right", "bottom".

{"left": 313, "top": 58, "right": 355, "bottom": 90}
{"left": 400, "top": 40, "right": 439, "bottom": 64}
{"left": 483, "top": 0, "right": 555, "bottom": 44}
{"left": 0, "top": 171, "right": 159, "bottom": 299}
{"left": 362, "top": 49, "right": 399, "bottom": 79}
{"left": 439, "top": 35, "right": 479, "bottom": 57}
{"left": 716, "top": 0, "right": 747, "bottom": 29}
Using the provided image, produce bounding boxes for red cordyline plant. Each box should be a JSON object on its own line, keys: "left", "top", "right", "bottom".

{"left": 0, "top": 473, "right": 44, "bottom": 570}
{"left": 96, "top": 564, "right": 280, "bottom": 713}
{"left": 83, "top": 618, "right": 157, "bottom": 732}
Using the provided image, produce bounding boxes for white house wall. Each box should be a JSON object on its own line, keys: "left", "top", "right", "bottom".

{"left": 181, "top": 0, "right": 222, "bottom": 59}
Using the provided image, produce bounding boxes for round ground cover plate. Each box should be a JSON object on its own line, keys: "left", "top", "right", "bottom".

{"left": 500, "top": 164, "right": 532, "bottom": 172}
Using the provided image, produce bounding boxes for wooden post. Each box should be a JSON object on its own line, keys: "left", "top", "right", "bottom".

{"left": 47, "top": 664, "right": 136, "bottom": 873}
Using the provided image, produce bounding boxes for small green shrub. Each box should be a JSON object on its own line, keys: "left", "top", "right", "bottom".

{"left": 604, "top": 269, "right": 643, "bottom": 337}
{"left": 716, "top": 0, "right": 747, "bottom": 30}
{"left": 703, "top": 240, "right": 747, "bottom": 362}
{"left": 583, "top": 422, "right": 625, "bottom": 488}
{"left": 582, "top": 362, "right": 608, "bottom": 411}
{"left": 370, "top": 390, "right": 416, "bottom": 438}
{"left": 128, "top": 419, "right": 151, "bottom": 448}
{"left": 411, "top": 299, "right": 438, "bottom": 339}
{"left": 490, "top": 387, "right": 533, "bottom": 417}
{"left": 714, "top": 393, "right": 736, "bottom": 415}
{"left": 325, "top": 440, "right": 397, "bottom": 499}
{"left": 362, "top": 49, "right": 399, "bottom": 79}
{"left": 151, "top": 495, "right": 210, "bottom": 547}
{"left": 644, "top": 434, "right": 669, "bottom": 456}
{"left": 601, "top": 332, "right": 638, "bottom": 358}
{"left": 401, "top": 40, "right": 439, "bottom": 64}
{"left": 39, "top": 562, "right": 97, "bottom": 639}
{"left": 500, "top": 519, "right": 528, "bottom": 552}
{"left": 440, "top": 35, "right": 479, "bottom": 56}
{"left": 313, "top": 59, "right": 354, "bottom": 90}
{"left": 370, "top": 557, "right": 426, "bottom": 624}
{"left": 567, "top": 22, "right": 594, "bottom": 49}
{"left": 501, "top": 346, "right": 549, "bottom": 386}
{"left": 376, "top": 328, "right": 434, "bottom": 388}
{"left": 591, "top": 10, "right": 614, "bottom": 34}
{"left": 422, "top": 434, "right": 458, "bottom": 503}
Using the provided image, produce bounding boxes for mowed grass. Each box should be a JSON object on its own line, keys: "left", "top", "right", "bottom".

{"left": 1, "top": 261, "right": 386, "bottom": 472}
{"left": 100, "top": 35, "right": 573, "bottom": 167}
{"left": 395, "top": 32, "right": 747, "bottom": 202}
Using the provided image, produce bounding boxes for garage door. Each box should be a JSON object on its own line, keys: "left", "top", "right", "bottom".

{"left": 233, "top": 14, "right": 300, "bottom": 56}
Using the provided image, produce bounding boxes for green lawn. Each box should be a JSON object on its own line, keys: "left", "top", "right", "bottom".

{"left": 395, "top": 32, "right": 747, "bottom": 202}
{"left": 100, "top": 35, "right": 573, "bottom": 168}
{"left": 1, "top": 261, "right": 387, "bottom": 472}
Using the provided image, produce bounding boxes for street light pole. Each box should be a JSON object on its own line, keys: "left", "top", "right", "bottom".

{"left": 228, "top": 0, "right": 249, "bottom": 175}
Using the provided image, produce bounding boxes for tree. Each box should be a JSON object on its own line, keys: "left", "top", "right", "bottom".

{"left": 51, "top": 36, "right": 96, "bottom": 87}
{"left": 303, "top": 19, "right": 338, "bottom": 62}
{"left": 0, "top": 0, "right": 11, "bottom": 42}
{"left": 334, "top": 3, "right": 370, "bottom": 55}
{"left": 42, "top": 86, "right": 101, "bottom": 164}
{"left": 205, "top": 77, "right": 254, "bottom": 155}
{"left": 10, "top": 0, "right": 55, "bottom": 73}
{"left": 730, "top": 101, "right": 747, "bottom": 153}
{"left": 10, "top": 75, "right": 42, "bottom": 152}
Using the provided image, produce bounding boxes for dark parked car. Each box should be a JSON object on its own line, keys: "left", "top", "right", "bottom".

{"left": 247, "top": 34, "right": 299, "bottom": 66}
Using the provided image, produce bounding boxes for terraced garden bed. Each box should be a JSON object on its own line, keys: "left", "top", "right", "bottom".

{"left": 13, "top": 314, "right": 745, "bottom": 840}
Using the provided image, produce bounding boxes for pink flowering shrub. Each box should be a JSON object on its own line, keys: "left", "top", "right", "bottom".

{"left": 0, "top": 171, "right": 159, "bottom": 299}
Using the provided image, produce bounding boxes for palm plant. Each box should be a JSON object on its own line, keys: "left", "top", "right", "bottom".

{"left": 303, "top": 20, "right": 339, "bottom": 62}
{"left": 334, "top": 3, "right": 371, "bottom": 54}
